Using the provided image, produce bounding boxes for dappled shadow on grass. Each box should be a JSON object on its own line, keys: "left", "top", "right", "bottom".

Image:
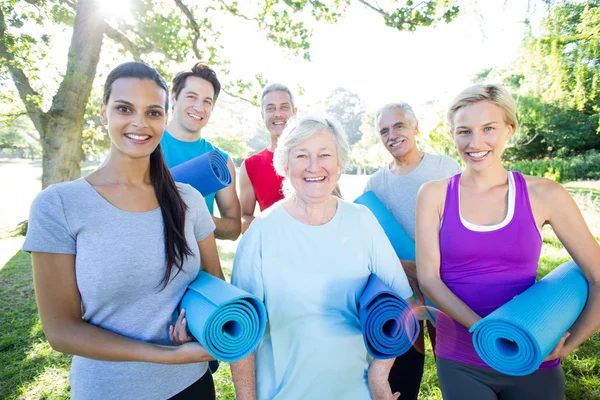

{"left": 0, "top": 250, "right": 70, "bottom": 399}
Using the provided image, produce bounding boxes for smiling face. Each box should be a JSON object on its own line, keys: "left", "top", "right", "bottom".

{"left": 100, "top": 77, "right": 167, "bottom": 159}
{"left": 286, "top": 129, "right": 341, "bottom": 205}
{"left": 451, "top": 100, "right": 514, "bottom": 171}
{"left": 376, "top": 107, "right": 419, "bottom": 160}
{"left": 262, "top": 90, "right": 295, "bottom": 136}
{"left": 171, "top": 76, "right": 214, "bottom": 134}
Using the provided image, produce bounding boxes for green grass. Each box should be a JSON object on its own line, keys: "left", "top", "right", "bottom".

{"left": 1, "top": 180, "right": 599, "bottom": 399}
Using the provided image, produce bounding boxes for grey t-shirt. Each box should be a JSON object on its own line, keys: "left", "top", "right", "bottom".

{"left": 23, "top": 178, "right": 215, "bottom": 400}
{"left": 365, "top": 153, "right": 461, "bottom": 240}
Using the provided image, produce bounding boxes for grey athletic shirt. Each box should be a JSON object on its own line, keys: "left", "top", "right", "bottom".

{"left": 23, "top": 178, "right": 215, "bottom": 400}
{"left": 365, "top": 153, "right": 461, "bottom": 240}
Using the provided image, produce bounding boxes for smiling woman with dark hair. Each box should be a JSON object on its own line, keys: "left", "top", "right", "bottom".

{"left": 23, "top": 62, "right": 224, "bottom": 400}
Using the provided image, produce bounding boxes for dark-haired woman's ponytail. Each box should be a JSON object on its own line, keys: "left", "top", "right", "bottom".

{"left": 150, "top": 144, "right": 193, "bottom": 289}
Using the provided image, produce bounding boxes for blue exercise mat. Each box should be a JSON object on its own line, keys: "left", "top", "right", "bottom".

{"left": 180, "top": 271, "right": 267, "bottom": 363}
{"left": 469, "top": 261, "right": 588, "bottom": 376}
{"left": 170, "top": 150, "right": 232, "bottom": 196}
{"left": 354, "top": 191, "right": 415, "bottom": 261}
{"left": 354, "top": 191, "right": 438, "bottom": 326}
{"left": 359, "top": 274, "right": 420, "bottom": 359}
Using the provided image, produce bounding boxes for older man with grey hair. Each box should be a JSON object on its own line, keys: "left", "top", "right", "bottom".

{"left": 364, "top": 102, "right": 461, "bottom": 400}
{"left": 239, "top": 83, "right": 297, "bottom": 233}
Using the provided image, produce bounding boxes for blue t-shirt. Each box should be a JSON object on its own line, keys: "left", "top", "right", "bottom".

{"left": 161, "top": 131, "right": 228, "bottom": 214}
{"left": 231, "top": 199, "right": 413, "bottom": 399}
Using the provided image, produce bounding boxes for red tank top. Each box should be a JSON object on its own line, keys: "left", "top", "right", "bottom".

{"left": 245, "top": 148, "right": 284, "bottom": 211}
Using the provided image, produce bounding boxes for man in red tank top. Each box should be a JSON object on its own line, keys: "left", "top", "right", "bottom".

{"left": 239, "top": 84, "right": 297, "bottom": 232}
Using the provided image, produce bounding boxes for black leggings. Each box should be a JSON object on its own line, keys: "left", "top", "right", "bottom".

{"left": 388, "top": 321, "right": 436, "bottom": 400}
{"left": 169, "top": 370, "right": 216, "bottom": 400}
{"left": 437, "top": 357, "right": 565, "bottom": 400}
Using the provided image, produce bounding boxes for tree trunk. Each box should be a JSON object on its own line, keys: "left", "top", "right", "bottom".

{"left": 40, "top": 0, "right": 105, "bottom": 188}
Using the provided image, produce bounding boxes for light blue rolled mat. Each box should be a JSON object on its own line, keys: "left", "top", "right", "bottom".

{"left": 469, "top": 261, "right": 588, "bottom": 376}
{"left": 359, "top": 275, "right": 420, "bottom": 358}
{"left": 354, "top": 191, "right": 438, "bottom": 326}
{"left": 170, "top": 150, "right": 232, "bottom": 196}
{"left": 180, "top": 271, "right": 267, "bottom": 362}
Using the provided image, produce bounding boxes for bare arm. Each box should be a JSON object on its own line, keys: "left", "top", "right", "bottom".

{"left": 416, "top": 181, "right": 482, "bottom": 329}
{"left": 213, "top": 157, "right": 242, "bottom": 240}
{"left": 368, "top": 358, "right": 400, "bottom": 400}
{"left": 239, "top": 161, "right": 257, "bottom": 234}
{"left": 198, "top": 232, "right": 225, "bottom": 280}
{"left": 536, "top": 180, "right": 600, "bottom": 357}
{"left": 32, "top": 252, "right": 212, "bottom": 364}
{"left": 231, "top": 353, "right": 257, "bottom": 400}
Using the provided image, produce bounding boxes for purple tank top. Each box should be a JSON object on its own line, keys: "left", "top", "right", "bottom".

{"left": 435, "top": 171, "right": 560, "bottom": 370}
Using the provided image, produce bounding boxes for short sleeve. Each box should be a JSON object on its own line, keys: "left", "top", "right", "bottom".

{"left": 360, "top": 206, "right": 413, "bottom": 299}
{"left": 231, "top": 221, "right": 264, "bottom": 302}
{"left": 213, "top": 145, "right": 229, "bottom": 163}
{"left": 23, "top": 185, "right": 76, "bottom": 254}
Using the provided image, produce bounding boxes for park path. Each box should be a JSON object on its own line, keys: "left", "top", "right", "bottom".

{"left": 0, "top": 160, "right": 43, "bottom": 235}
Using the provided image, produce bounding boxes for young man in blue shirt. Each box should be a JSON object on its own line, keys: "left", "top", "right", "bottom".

{"left": 162, "top": 62, "right": 241, "bottom": 240}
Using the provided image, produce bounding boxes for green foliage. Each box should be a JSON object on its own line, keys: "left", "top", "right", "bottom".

{"left": 349, "top": 112, "right": 387, "bottom": 174}
{"left": 472, "top": 0, "right": 600, "bottom": 162}
{"left": 421, "top": 113, "right": 462, "bottom": 166}
{"left": 1, "top": 0, "right": 462, "bottom": 177}
{"left": 0, "top": 116, "right": 40, "bottom": 158}
{"left": 208, "top": 134, "right": 251, "bottom": 165}
{"left": 504, "top": 150, "right": 600, "bottom": 182}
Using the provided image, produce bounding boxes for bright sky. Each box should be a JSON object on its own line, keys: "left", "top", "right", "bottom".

{"left": 211, "top": 0, "right": 545, "bottom": 130}
{"left": 40, "top": 0, "right": 546, "bottom": 135}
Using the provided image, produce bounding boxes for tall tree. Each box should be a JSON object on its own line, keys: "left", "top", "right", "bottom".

{"left": 0, "top": 0, "right": 460, "bottom": 188}
{"left": 473, "top": 0, "right": 600, "bottom": 160}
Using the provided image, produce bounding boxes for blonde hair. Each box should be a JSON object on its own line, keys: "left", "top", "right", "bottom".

{"left": 447, "top": 84, "right": 518, "bottom": 132}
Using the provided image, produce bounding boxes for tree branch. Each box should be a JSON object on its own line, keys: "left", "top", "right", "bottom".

{"left": 0, "top": 7, "right": 47, "bottom": 135}
{"left": 104, "top": 23, "right": 152, "bottom": 61}
{"left": 216, "top": 0, "right": 257, "bottom": 22}
{"left": 222, "top": 88, "right": 258, "bottom": 107}
{"left": 356, "top": 0, "right": 388, "bottom": 18}
{"left": 63, "top": 0, "right": 152, "bottom": 61}
{"left": 173, "top": 0, "right": 202, "bottom": 59}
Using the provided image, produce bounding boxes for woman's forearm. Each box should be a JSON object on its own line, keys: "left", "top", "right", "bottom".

{"left": 231, "top": 353, "right": 257, "bottom": 400}
{"left": 44, "top": 320, "right": 211, "bottom": 364}
{"left": 420, "top": 277, "right": 481, "bottom": 329}
{"left": 563, "top": 283, "right": 600, "bottom": 354}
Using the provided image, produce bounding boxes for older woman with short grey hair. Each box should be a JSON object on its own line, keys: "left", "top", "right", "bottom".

{"left": 230, "top": 113, "right": 413, "bottom": 400}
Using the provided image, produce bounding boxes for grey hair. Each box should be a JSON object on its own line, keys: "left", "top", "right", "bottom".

{"left": 273, "top": 113, "right": 350, "bottom": 197}
{"left": 375, "top": 102, "right": 418, "bottom": 130}
{"left": 260, "top": 83, "right": 295, "bottom": 111}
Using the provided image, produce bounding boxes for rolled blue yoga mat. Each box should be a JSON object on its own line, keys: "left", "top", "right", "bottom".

{"left": 354, "top": 191, "right": 415, "bottom": 261}
{"left": 470, "top": 261, "right": 588, "bottom": 376}
{"left": 354, "top": 191, "right": 438, "bottom": 326}
{"left": 170, "top": 150, "right": 232, "bottom": 196}
{"left": 359, "top": 275, "right": 420, "bottom": 359}
{"left": 180, "top": 271, "right": 267, "bottom": 363}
